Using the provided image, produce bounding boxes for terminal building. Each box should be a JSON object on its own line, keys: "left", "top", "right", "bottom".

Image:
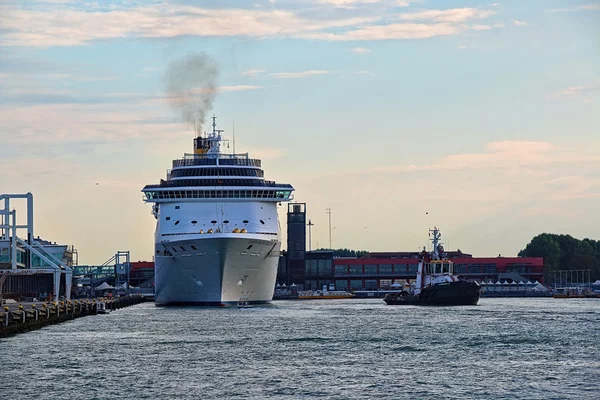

{"left": 278, "top": 203, "right": 545, "bottom": 291}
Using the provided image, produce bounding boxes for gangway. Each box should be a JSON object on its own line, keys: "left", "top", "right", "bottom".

{"left": 72, "top": 251, "right": 131, "bottom": 296}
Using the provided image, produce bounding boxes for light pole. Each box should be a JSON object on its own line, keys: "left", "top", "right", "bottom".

{"left": 308, "top": 219, "right": 314, "bottom": 252}
{"left": 326, "top": 207, "right": 332, "bottom": 249}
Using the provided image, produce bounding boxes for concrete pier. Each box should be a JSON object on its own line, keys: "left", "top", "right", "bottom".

{"left": 0, "top": 295, "right": 146, "bottom": 338}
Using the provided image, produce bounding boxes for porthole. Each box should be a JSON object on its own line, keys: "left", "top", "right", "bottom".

{"left": 174, "top": 220, "right": 180, "bottom": 225}
{"left": 223, "top": 220, "right": 230, "bottom": 224}
{"left": 191, "top": 220, "right": 198, "bottom": 224}
{"left": 175, "top": 206, "right": 180, "bottom": 209}
{"left": 180, "top": 246, "right": 185, "bottom": 251}
{"left": 191, "top": 245, "right": 198, "bottom": 251}
{"left": 211, "top": 220, "right": 217, "bottom": 224}
{"left": 171, "top": 247, "right": 178, "bottom": 252}
{"left": 260, "top": 220, "right": 265, "bottom": 224}
{"left": 243, "top": 220, "right": 249, "bottom": 224}
{"left": 247, "top": 245, "right": 253, "bottom": 250}
{"left": 166, "top": 217, "right": 170, "bottom": 221}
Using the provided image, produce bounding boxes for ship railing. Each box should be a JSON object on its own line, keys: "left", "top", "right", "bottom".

{"left": 182, "top": 152, "right": 249, "bottom": 160}
{"left": 142, "top": 180, "right": 290, "bottom": 189}
{"left": 173, "top": 158, "right": 261, "bottom": 168}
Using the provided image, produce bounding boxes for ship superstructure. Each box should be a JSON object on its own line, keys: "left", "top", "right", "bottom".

{"left": 142, "top": 116, "right": 294, "bottom": 305}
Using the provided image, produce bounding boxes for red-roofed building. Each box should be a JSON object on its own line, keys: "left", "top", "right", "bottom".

{"left": 130, "top": 261, "right": 154, "bottom": 287}
{"left": 332, "top": 253, "right": 544, "bottom": 291}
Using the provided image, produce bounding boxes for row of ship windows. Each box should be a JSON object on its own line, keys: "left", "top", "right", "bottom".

{"left": 165, "top": 218, "right": 266, "bottom": 225}
{"left": 145, "top": 190, "right": 292, "bottom": 200}
{"left": 158, "top": 244, "right": 254, "bottom": 256}
{"left": 171, "top": 168, "right": 264, "bottom": 178}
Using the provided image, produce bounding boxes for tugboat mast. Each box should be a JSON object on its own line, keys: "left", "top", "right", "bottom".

{"left": 429, "top": 226, "right": 443, "bottom": 260}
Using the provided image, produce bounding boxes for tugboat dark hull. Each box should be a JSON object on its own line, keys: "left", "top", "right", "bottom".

{"left": 384, "top": 281, "right": 480, "bottom": 306}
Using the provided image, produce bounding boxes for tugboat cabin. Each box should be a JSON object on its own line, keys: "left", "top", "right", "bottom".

{"left": 423, "top": 260, "right": 454, "bottom": 276}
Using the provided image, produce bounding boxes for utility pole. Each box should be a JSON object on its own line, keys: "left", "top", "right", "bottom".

{"left": 307, "top": 219, "right": 314, "bottom": 252}
{"left": 326, "top": 207, "right": 332, "bottom": 249}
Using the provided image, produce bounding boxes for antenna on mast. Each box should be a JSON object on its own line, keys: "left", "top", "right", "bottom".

{"left": 233, "top": 120, "right": 236, "bottom": 155}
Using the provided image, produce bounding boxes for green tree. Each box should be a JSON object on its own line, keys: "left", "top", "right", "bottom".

{"left": 520, "top": 233, "right": 600, "bottom": 280}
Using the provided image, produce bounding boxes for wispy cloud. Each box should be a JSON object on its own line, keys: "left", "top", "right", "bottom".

{"left": 354, "top": 70, "right": 375, "bottom": 76}
{"left": 0, "top": 3, "right": 500, "bottom": 47}
{"left": 548, "top": 82, "right": 600, "bottom": 100}
{"left": 398, "top": 8, "right": 495, "bottom": 23}
{"left": 240, "top": 69, "right": 265, "bottom": 76}
{"left": 371, "top": 141, "right": 600, "bottom": 173}
{"left": 351, "top": 47, "right": 372, "bottom": 54}
{"left": 513, "top": 19, "right": 529, "bottom": 26}
{"left": 546, "top": 3, "right": 600, "bottom": 12}
{"left": 269, "top": 70, "right": 330, "bottom": 79}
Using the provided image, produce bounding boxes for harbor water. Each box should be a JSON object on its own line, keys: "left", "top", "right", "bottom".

{"left": 1, "top": 298, "right": 599, "bottom": 400}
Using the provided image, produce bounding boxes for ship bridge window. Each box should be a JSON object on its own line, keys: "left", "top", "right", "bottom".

{"left": 247, "top": 245, "right": 253, "bottom": 250}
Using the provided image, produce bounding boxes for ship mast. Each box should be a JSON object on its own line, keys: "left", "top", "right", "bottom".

{"left": 429, "top": 226, "right": 443, "bottom": 260}
{"left": 207, "top": 114, "right": 225, "bottom": 156}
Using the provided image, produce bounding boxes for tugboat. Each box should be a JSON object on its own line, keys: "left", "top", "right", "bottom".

{"left": 384, "top": 227, "right": 480, "bottom": 306}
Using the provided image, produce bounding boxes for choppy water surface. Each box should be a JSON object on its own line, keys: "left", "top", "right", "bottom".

{"left": 1, "top": 298, "right": 599, "bottom": 399}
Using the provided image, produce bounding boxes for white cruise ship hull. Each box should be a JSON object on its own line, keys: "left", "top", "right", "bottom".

{"left": 154, "top": 235, "right": 280, "bottom": 306}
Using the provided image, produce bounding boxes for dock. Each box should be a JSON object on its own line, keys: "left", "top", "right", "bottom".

{"left": 0, "top": 295, "right": 146, "bottom": 338}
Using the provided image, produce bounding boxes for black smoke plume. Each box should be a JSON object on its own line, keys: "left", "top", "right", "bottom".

{"left": 165, "top": 53, "right": 219, "bottom": 131}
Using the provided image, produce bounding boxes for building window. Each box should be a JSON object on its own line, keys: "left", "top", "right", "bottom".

{"left": 335, "top": 280, "right": 348, "bottom": 290}
{"left": 350, "top": 279, "right": 363, "bottom": 290}
{"left": 349, "top": 265, "right": 362, "bottom": 275}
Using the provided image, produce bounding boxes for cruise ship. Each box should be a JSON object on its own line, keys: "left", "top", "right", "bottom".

{"left": 142, "top": 116, "right": 294, "bottom": 305}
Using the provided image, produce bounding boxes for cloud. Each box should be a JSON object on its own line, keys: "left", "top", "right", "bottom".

{"left": 354, "top": 70, "right": 375, "bottom": 76}
{"left": 240, "top": 69, "right": 265, "bottom": 76}
{"left": 456, "top": 45, "right": 470, "bottom": 49}
{"left": 371, "top": 141, "right": 600, "bottom": 173}
{"left": 398, "top": 8, "right": 495, "bottom": 23}
{"left": 0, "top": 3, "right": 499, "bottom": 47}
{"left": 269, "top": 70, "right": 330, "bottom": 79}
{"left": 546, "top": 4, "right": 600, "bottom": 12}
{"left": 513, "top": 19, "right": 529, "bottom": 26}
{"left": 548, "top": 82, "right": 600, "bottom": 100}
{"left": 351, "top": 47, "right": 372, "bottom": 54}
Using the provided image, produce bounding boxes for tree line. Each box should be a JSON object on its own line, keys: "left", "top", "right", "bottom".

{"left": 314, "top": 248, "right": 369, "bottom": 258}
{"left": 519, "top": 233, "right": 600, "bottom": 281}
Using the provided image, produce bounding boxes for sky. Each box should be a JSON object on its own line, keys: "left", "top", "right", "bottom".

{"left": 0, "top": 0, "right": 598, "bottom": 265}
